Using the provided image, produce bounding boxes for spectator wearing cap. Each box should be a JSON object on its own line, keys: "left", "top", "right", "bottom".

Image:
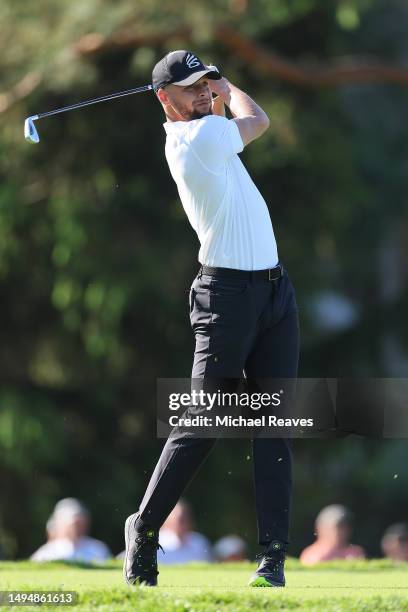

{"left": 213, "top": 535, "right": 248, "bottom": 562}
{"left": 381, "top": 523, "right": 408, "bottom": 561}
{"left": 300, "top": 504, "right": 365, "bottom": 565}
{"left": 31, "top": 498, "right": 111, "bottom": 563}
{"left": 157, "top": 499, "right": 213, "bottom": 564}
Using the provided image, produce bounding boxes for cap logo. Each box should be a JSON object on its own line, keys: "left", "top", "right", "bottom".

{"left": 185, "top": 53, "right": 201, "bottom": 69}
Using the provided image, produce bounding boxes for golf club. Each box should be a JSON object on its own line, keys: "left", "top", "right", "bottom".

{"left": 24, "top": 83, "right": 153, "bottom": 143}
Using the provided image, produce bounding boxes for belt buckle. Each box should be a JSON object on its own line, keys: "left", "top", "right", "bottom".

{"left": 268, "top": 265, "right": 281, "bottom": 282}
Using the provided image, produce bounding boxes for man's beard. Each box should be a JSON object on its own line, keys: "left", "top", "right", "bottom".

{"left": 190, "top": 107, "right": 213, "bottom": 120}
{"left": 179, "top": 102, "right": 213, "bottom": 121}
{"left": 166, "top": 101, "right": 213, "bottom": 122}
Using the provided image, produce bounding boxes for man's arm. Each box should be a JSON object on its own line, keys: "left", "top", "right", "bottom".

{"left": 210, "top": 78, "right": 269, "bottom": 145}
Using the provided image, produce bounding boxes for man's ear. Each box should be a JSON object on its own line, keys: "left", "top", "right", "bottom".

{"left": 157, "top": 88, "right": 169, "bottom": 105}
{"left": 157, "top": 88, "right": 183, "bottom": 121}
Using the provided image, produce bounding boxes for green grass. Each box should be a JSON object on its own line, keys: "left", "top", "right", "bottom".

{"left": 0, "top": 559, "right": 407, "bottom": 611}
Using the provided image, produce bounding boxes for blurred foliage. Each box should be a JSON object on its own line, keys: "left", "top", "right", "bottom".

{"left": 0, "top": 0, "right": 407, "bottom": 559}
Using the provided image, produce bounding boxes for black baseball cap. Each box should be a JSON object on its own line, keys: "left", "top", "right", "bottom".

{"left": 152, "top": 50, "right": 222, "bottom": 92}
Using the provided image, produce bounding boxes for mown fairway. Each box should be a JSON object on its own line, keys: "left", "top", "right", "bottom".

{"left": 0, "top": 559, "right": 407, "bottom": 611}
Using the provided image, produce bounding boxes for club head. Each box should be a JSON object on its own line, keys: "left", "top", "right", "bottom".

{"left": 24, "top": 115, "right": 40, "bottom": 144}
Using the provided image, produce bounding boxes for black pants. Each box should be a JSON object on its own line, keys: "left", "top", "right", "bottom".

{"left": 138, "top": 265, "right": 300, "bottom": 546}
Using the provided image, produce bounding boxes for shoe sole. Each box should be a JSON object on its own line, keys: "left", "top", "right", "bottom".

{"left": 248, "top": 576, "right": 285, "bottom": 588}
{"left": 123, "top": 513, "right": 137, "bottom": 586}
{"left": 123, "top": 513, "right": 157, "bottom": 587}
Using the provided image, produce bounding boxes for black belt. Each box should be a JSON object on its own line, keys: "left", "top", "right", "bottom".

{"left": 199, "top": 262, "right": 283, "bottom": 282}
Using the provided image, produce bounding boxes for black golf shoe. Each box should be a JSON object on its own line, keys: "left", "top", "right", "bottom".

{"left": 248, "top": 540, "right": 286, "bottom": 587}
{"left": 123, "top": 513, "right": 164, "bottom": 586}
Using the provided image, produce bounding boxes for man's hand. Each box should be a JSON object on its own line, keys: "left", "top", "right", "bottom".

{"left": 210, "top": 76, "right": 230, "bottom": 117}
{"left": 209, "top": 77, "right": 232, "bottom": 106}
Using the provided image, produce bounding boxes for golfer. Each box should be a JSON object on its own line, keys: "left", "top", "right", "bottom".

{"left": 124, "top": 50, "right": 299, "bottom": 588}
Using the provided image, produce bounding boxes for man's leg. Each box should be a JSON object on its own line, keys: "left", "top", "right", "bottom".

{"left": 137, "top": 272, "right": 257, "bottom": 529}
{"left": 124, "top": 273, "right": 256, "bottom": 585}
{"left": 245, "top": 271, "right": 300, "bottom": 549}
{"left": 137, "top": 436, "right": 216, "bottom": 529}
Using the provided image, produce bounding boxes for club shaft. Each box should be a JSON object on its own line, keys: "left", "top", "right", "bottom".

{"left": 37, "top": 84, "right": 153, "bottom": 120}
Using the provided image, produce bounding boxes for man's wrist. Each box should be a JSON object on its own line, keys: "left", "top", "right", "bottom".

{"left": 211, "top": 95, "right": 226, "bottom": 117}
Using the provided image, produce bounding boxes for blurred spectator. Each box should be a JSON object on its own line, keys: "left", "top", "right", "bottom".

{"left": 157, "top": 499, "right": 212, "bottom": 564}
{"left": 381, "top": 523, "right": 408, "bottom": 561}
{"left": 300, "top": 504, "right": 365, "bottom": 565}
{"left": 213, "top": 535, "right": 248, "bottom": 562}
{"left": 31, "top": 498, "right": 111, "bottom": 563}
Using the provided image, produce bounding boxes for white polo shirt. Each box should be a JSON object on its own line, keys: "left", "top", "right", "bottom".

{"left": 163, "top": 115, "right": 278, "bottom": 271}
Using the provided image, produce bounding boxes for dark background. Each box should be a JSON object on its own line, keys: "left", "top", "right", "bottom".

{"left": 0, "top": 0, "right": 407, "bottom": 559}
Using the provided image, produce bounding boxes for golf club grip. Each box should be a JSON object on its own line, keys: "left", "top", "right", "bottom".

{"left": 38, "top": 84, "right": 153, "bottom": 119}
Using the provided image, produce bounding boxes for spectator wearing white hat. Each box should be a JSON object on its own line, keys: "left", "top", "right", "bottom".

{"left": 300, "top": 504, "right": 365, "bottom": 565}
{"left": 31, "top": 498, "right": 111, "bottom": 563}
